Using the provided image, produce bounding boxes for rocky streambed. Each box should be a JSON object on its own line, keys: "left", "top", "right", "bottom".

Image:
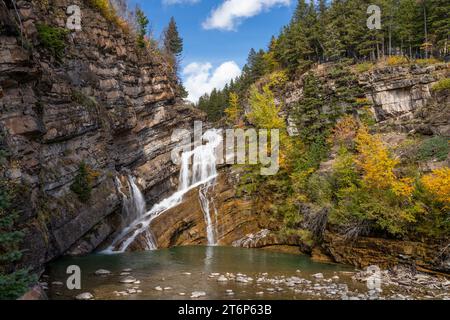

{"left": 41, "top": 246, "right": 449, "bottom": 300}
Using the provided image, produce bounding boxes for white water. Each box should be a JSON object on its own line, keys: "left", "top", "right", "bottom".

{"left": 199, "top": 182, "right": 216, "bottom": 245}
{"left": 104, "top": 129, "right": 222, "bottom": 253}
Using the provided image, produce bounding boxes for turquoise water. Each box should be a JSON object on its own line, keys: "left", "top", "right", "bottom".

{"left": 44, "top": 246, "right": 359, "bottom": 300}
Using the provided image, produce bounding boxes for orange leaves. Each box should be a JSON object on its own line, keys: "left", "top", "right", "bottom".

{"left": 421, "top": 168, "right": 450, "bottom": 206}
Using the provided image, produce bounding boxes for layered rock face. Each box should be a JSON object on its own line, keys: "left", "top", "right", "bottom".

{"left": 129, "top": 167, "right": 260, "bottom": 250}
{"left": 283, "top": 63, "right": 449, "bottom": 136}
{"left": 0, "top": 0, "right": 203, "bottom": 269}
{"left": 321, "top": 232, "right": 450, "bottom": 273}
{"left": 359, "top": 64, "right": 449, "bottom": 135}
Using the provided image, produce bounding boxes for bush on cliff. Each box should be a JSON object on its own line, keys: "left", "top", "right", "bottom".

{"left": 0, "top": 139, "right": 35, "bottom": 299}
{"left": 70, "top": 162, "right": 99, "bottom": 203}
{"left": 36, "top": 24, "right": 69, "bottom": 60}
{"left": 432, "top": 78, "right": 450, "bottom": 92}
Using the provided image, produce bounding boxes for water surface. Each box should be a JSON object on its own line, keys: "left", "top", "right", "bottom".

{"left": 45, "top": 246, "right": 360, "bottom": 300}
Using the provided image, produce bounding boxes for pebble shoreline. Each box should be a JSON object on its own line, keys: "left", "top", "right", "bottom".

{"left": 45, "top": 265, "right": 450, "bottom": 300}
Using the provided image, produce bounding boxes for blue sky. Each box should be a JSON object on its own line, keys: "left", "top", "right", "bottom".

{"left": 130, "top": 0, "right": 295, "bottom": 101}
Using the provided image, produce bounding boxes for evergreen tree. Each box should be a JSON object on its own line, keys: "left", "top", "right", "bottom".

{"left": 163, "top": 17, "right": 183, "bottom": 57}
{"left": 0, "top": 135, "right": 35, "bottom": 300}
{"left": 135, "top": 7, "right": 149, "bottom": 48}
{"left": 162, "top": 17, "right": 187, "bottom": 98}
{"left": 397, "top": 0, "right": 419, "bottom": 58}
{"left": 428, "top": 0, "right": 450, "bottom": 56}
{"left": 293, "top": 73, "right": 327, "bottom": 143}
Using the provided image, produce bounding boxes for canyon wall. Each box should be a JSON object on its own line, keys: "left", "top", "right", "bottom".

{"left": 0, "top": 0, "right": 203, "bottom": 270}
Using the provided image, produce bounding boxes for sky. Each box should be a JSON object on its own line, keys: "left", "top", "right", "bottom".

{"left": 130, "top": 0, "right": 295, "bottom": 102}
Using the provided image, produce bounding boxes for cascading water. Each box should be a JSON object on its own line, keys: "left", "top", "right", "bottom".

{"left": 104, "top": 129, "right": 222, "bottom": 253}
{"left": 199, "top": 182, "right": 216, "bottom": 245}
{"left": 107, "top": 176, "right": 157, "bottom": 253}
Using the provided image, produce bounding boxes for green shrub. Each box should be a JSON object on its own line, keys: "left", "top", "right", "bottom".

{"left": 70, "top": 162, "right": 97, "bottom": 202}
{"left": 71, "top": 90, "right": 97, "bottom": 109}
{"left": 431, "top": 78, "right": 450, "bottom": 92}
{"left": 36, "top": 24, "right": 69, "bottom": 60}
{"left": 354, "top": 62, "right": 374, "bottom": 73}
{"left": 0, "top": 180, "right": 36, "bottom": 300}
{"left": 417, "top": 136, "right": 449, "bottom": 162}
{"left": 414, "top": 58, "right": 441, "bottom": 65}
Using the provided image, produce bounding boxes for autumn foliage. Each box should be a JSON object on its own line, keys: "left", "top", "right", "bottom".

{"left": 421, "top": 168, "right": 450, "bottom": 207}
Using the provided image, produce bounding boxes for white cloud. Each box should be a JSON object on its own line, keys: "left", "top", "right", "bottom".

{"left": 162, "top": 0, "right": 200, "bottom": 5}
{"left": 183, "top": 61, "right": 242, "bottom": 103}
{"left": 203, "top": 0, "right": 291, "bottom": 31}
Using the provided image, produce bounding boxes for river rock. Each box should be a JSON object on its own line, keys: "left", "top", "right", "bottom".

{"left": 313, "top": 273, "right": 324, "bottom": 279}
{"left": 95, "top": 269, "right": 111, "bottom": 276}
{"left": 191, "top": 291, "right": 206, "bottom": 298}
{"left": 217, "top": 275, "right": 228, "bottom": 282}
{"left": 154, "top": 286, "right": 163, "bottom": 291}
{"left": 119, "top": 276, "right": 137, "bottom": 284}
{"left": 75, "top": 292, "right": 94, "bottom": 300}
{"left": 225, "top": 290, "right": 234, "bottom": 295}
{"left": 236, "top": 276, "right": 249, "bottom": 283}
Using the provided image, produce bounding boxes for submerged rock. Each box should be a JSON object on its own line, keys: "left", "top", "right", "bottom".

{"left": 225, "top": 290, "right": 234, "bottom": 295}
{"left": 119, "top": 276, "right": 137, "bottom": 284}
{"left": 95, "top": 269, "right": 111, "bottom": 276}
{"left": 75, "top": 292, "right": 94, "bottom": 300}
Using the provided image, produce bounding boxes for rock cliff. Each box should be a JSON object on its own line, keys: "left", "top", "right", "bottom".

{"left": 0, "top": 0, "right": 203, "bottom": 270}
{"left": 283, "top": 63, "right": 449, "bottom": 136}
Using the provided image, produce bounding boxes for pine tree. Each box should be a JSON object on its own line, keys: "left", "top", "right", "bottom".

{"left": 428, "top": 0, "right": 450, "bottom": 56}
{"left": 293, "top": 73, "right": 327, "bottom": 142}
{"left": 163, "top": 17, "right": 183, "bottom": 57}
{"left": 0, "top": 135, "right": 35, "bottom": 300}
{"left": 135, "top": 7, "right": 149, "bottom": 48}
{"left": 397, "top": 0, "right": 419, "bottom": 58}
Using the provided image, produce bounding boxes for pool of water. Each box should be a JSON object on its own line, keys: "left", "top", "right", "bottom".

{"left": 44, "top": 246, "right": 363, "bottom": 300}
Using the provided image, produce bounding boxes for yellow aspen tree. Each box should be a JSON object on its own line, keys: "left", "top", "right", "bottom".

{"left": 224, "top": 92, "right": 240, "bottom": 125}
{"left": 421, "top": 167, "right": 450, "bottom": 207}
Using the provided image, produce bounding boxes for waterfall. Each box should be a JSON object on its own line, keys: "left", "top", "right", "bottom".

{"left": 104, "top": 129, "right": 222, "bottom": 253}
{"left": 199, "top": 182, "right": 216, "bottom": 245}
{"left": 106, "top": 176, "right": 157, "bottom": 253}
